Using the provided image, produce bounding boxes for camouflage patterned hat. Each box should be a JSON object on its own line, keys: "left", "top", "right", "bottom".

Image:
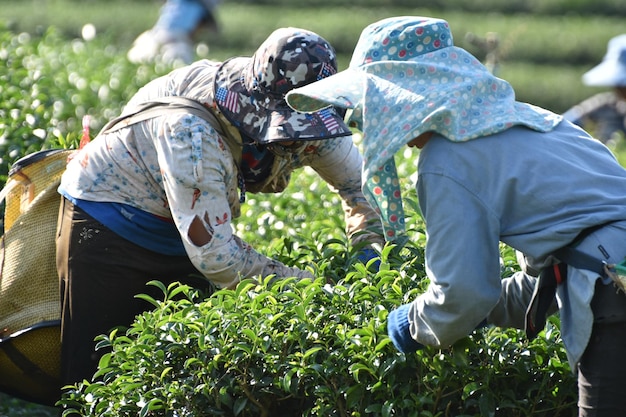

{"left": 214, "top": 27, "right": 352, "bottom": 144}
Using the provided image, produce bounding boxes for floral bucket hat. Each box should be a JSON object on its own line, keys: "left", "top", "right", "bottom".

{"left": 214, "top": 27, "right": 351, "bottom": 144}
{"left": 287, "top": 16, "right": 562, "bottom": 241}
{"left": 582, "top": 34, "right": 626, "bottom": 87}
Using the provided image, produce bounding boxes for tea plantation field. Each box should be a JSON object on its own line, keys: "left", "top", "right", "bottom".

{"left": 1, "top": 0, "right": 625, "bottom": 415}
{"left": 2, "top": 0, "right": 626, "bottom": 113}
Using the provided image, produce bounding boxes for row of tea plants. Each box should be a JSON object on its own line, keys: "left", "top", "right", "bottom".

{"left": 58, "top": 238, "right": 577, "bottom": 416}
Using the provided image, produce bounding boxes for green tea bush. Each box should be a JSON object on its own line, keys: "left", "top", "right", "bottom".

{"left": 58, "top": 235, "right": 577, "bottom": 417}
{"left": 55, "top": 153, "right": 578, "bottom": 417}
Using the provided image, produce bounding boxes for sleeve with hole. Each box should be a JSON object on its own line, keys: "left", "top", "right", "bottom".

{"left": 156, "top": 114, "right": 312, "bottom": 288}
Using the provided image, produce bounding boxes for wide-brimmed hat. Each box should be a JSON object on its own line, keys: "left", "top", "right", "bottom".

{"left": 213, "top": 27, "right": 351, "bottom": 144}
{"left": 286, "top": 16, "right": 561, "bottom": 241}
{"left": 286, "top": 16, "right": 455, "bottom": 113}
{"left": 582, "top": 34, "right": 626, "bottom": 87}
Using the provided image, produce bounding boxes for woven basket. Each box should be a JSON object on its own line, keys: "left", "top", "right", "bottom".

{"left": 0, "top": 149, "right": 73, "bottom": 406}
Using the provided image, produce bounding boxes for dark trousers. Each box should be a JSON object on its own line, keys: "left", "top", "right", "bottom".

{"left": 56, "top": 198, "right": 213, "bottom": 386}
{"left": 578, "top": 281, "right": 626, "bottom": 416}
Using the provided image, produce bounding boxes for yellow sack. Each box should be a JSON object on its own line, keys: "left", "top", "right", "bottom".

{"left": 0, "top": 149, "right": 73, "bottom": 406}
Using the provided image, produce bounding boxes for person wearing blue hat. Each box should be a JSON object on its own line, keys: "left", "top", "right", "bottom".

{"left": 287, "top": 16, "right": 626, "bottom": 416}
{"left": 563, "top": 34, "right": 626, "bottom": 145}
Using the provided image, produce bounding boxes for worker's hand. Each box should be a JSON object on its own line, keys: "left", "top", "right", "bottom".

{"left": 387, "top": 304, "right": 424, "bottom": 353}
{"left": 294, "top": 268, "right": 315, "bottom": 280}
{"left": 356, "top": 246, "right": 381, "bottom": 271}
{"left": 265, "top": 267, "right": 314, "bottom": 289}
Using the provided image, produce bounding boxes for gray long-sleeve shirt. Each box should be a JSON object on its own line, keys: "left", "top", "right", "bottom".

{"left": 410, "top": 120, "right": 626, "bottom": 368}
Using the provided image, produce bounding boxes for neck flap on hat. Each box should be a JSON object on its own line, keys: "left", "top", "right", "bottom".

{"left": 358, "top": 47, "right": 562, "bottom": 241}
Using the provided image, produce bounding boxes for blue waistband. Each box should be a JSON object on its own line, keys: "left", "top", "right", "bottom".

{"left": 62, "top": 194, "right": 187, "bottom": 256}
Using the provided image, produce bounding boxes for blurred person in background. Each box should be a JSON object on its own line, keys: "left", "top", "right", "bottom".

{"left": 287, "top": 16, "right": 626, "bottom": 416}
{"left": 58, "top": 26, "right": 383, "bottom": 399}
{"left": 128, "top": 0, "right": 221, "bottom": 65}
{"left": 563, "top": 34, "right": 626, "bottom": 146}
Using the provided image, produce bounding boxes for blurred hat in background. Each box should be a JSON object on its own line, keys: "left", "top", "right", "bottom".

{"left": 583, "top": 34, "right": 626, "bottom": 87}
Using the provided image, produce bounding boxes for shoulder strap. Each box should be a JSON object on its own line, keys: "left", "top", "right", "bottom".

{"left": 98, "top": 96, "right": 243, "bottom": 166}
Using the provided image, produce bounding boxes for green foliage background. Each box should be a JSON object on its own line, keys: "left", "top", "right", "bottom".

{"left": 3, "top": 0, "right": 626, "bottom": 115}
{"left": 1, "top": 0, "right": 625, "bottom": 415}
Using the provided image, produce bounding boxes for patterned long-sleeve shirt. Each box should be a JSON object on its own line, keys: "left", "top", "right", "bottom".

{"left": 59, "top": 60, "right": 382, "bottom": 289}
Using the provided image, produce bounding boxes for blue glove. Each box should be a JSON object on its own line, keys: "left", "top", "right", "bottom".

{"left": 387, "top": 304, "right": 424, "bottom": 353}
{"left": 356, "top": 247, "right": 381, "bottom": 270}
